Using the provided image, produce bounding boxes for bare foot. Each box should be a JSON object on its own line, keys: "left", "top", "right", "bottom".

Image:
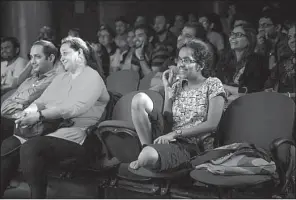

{"left": 129, "top": 160, "right": 141, "bottom": 170}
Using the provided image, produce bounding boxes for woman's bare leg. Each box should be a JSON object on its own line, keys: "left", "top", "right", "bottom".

{"left": 130, "top": 146, "right": 160, "bottom": 170}
{"left": 131, "top": 93, "right": 154, "bottom": 145}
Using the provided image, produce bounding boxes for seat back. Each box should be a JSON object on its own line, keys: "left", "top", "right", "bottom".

{"left": 112, "top": 90, "right": 164, "bottom": 122}
{"left": 100, "top": 90, "right": 164, "bottom": 163}
{"left": 106, "top": 70, "right": 140, "bottom": 96}
{"left": 218, "top": 92, "right": 295, "bottom": 148}
{"left": 138, "top": 71, "right": 157, "bottom": 90}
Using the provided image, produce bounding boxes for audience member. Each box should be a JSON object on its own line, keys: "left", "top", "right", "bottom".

{"left": 265, "top": 22, "right": 295, "bottom": 99}
{"left": 170, "top": 13, "right": 186, "bottom": 37}
{"left": 199, "top": 13, "right": 226, "bottom": 53}
{"left": 129, "top": 39, "right": 226, "bottom": 172}
{"left": 1, "top": 40, "right": 58, "bottom": 143}
{"left": 216, "top": 23, "right": 269, "bottom": 103}
{"left": 153, "top": 14, "right": 177, "bottom": 54}
{"left": 1, "top": 36, "right": 109, "bottom": 198}
{"left": 1, "top": 37, "right": 29, "bottom": 95}
{"left": 68, "top": 28, "right": 80, "bottom": 37}
{"left": 131, "top": 24, "right": 170, "bottom": 77}
{"left": 97, "top": 24, "right": 118, "bottom": 74}
{"left": 256, "top": 8, "right": 293, "bottom": 69}
{"left": 114, "top": 16, "right": 129, "bottom": 46}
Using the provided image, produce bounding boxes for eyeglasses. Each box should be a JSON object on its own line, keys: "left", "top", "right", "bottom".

{"left": 259, "top": 23, "right": 274, "bottom": 29}
{"left": 230, "top": 32, "right": 247, "bottom": 39}
{"left": 176, "top": 57, "right": 197, "bottom": 65}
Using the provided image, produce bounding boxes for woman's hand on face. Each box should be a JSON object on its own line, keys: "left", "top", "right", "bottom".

{"left": 162, "top": 69, "right": 174, "bottom": 88}
{"left": 153, "top": 132, "right": 176, "bottom": 144}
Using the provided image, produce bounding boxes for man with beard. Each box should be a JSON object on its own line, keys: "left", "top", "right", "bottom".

{"left": 131, "top": 24, "right": 170, "bottom": 77}
{"left": 256, "top": 8, "right": 293, "bottom": 70}
{"left": 153, "top": 14, "right": 177, "bottom": 55}
{"left": 1, "top": 40, "right": 58, "bottom": 142}
{"left": 1, "top": 37, "right": 29, "bottom": 95}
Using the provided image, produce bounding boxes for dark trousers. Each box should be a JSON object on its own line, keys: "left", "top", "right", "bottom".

{"left": 0, "top": 117, "right": 15, "bottom": 144}
{"left": 1, "top": 136, "right": 86, "bottom": 198}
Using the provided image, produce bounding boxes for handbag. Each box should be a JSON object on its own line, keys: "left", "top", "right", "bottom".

{"left": 14, "top": 118, "right": 74, "bottom": 139}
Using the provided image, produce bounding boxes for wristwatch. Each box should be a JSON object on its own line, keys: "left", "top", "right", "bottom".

{"left": 174, "top": 130, "right": 183, "bottom": 138}
{"left": 38, "top": 110, "right": 45, "bottom": 121}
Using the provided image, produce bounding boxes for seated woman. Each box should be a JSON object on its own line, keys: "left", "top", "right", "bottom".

{"left": 129, "top": 39, "right": 226, "bottom": 172}
{"left": 265, "top": 22, "right": 295, "bottom": 100}
{"left": 0, "top": 36, "right": 109, "bottom": 198}
{"left": 216, "top": 23, "right": 270, "bottom": 104}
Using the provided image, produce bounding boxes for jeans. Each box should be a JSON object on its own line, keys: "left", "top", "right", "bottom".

{"left": 1, "top": 136, "right": 86, "bottom": 198}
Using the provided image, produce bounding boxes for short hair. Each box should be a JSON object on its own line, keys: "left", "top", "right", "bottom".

{"left": 180, "top": 39, "right": 212, "bottom": 69}
{"left": 115, "top": 16, "right": 128, "bottom": 24}
{"left": 183, "top": 22, "right": 207, "bottom": 41}
{"left": 205, "top": 13, "right": 224, "bottom": 33}
{"left": 260, "top": 8, "right": 282, "bottom": 25}
{"left": 32, "top": 40, "right": 58, "bottom": 63}
{"left": 69, "top": 28, "right": 80, "bottom": 36}
{"left": 1, "top": 36, "right": 21, "bottom": 56}
{"left": 98, "top": 24, "right": 116, "bottom": 38}
{"left": 155, "top": 13, "right": 172, "bottom": 25}
{"left": 134, "top": 24, "right": 155, "bottom": 38}
{"left": 38, "top": 26, "right": 55, "bottom": 42}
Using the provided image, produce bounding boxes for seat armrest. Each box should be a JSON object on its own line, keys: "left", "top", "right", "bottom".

{"left": 270, "top": 138, "right": 296, "bottom": 194}
{"left": 195, "top": 132, "right": 215, "bottom": 153}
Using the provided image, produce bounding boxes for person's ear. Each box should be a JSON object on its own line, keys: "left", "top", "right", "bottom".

{"left": 15, "top": 47, "right": 20, "bottom": 55}
{"left": 48, "top": 54, "right": 55, "bottom": 63}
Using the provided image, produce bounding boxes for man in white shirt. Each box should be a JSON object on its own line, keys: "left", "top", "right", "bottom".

{"left": 1, "top": 37, "right": 29, "bottom": 95}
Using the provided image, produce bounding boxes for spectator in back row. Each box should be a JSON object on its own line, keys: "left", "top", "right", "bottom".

{"left": 256, "top": 8, "right": 293, "bottom": 69}
{"left": 1, "top": 37, "right": 29, "bottom": 95}
{"left": 68, "top": 28, "right": 80, "bottom": 37}
{"left": 216, "top": 23, "right": 269, "bottom": 104}
{"left": 170, "top": 13, "right": 186, "bottom": 37}
{"left": 265, "top": 22, "right": 295, "bottom": 99}
{"left": 38, "top": 26, "right": 56, "bottom": 45}
{"left": 153, "top": 14, "right": 177, "bottom": 54}
{"left": 114, "top": 16, "right": 129, "bottom": 47}
{"left": 199, "top": 13, "right": 226, "bottom": 53}
{"left": 97, "top": 24, "right": 118, "bottom": 74}
{"left": 131, "top": 24, "right": 170, "bottom": 77}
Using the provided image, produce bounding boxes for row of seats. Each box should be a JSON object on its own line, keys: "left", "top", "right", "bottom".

{"left": 106, "top": 70, "right": 157, "bottom": 96}
{"left": 5, "top": 82, "right": 295, "bottom": 198}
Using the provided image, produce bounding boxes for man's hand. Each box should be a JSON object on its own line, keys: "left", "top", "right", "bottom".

{"left": 135, "top": 41, "right": 145, "bottom": 60}
{"left": 15, "top": 112, "right": 39, "bottom": 127}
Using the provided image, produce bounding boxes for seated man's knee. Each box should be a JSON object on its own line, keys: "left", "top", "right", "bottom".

{"left": 131, "top": 92, "right": 153, "bottom": 112}
{"left": 20, "top": 137, "right": 46, "bottom": 159}
{"left": 1, "top": 136, "right": 21, "bottom": 157}
{"left": 138, "top": 146, "right": 159, "bottom": 163}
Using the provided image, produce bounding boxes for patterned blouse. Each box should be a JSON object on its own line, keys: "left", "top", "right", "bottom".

{"left": 171, "top": 77, "right": 226, "bottom": 145}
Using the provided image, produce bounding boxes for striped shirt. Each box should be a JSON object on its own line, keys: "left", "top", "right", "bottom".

{"left": 131, "top": 43, "right": 171, "bottom": 77}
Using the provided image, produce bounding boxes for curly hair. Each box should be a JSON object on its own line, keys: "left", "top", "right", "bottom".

{"left": 181, "top": 38, "right": 213, "bottom": 71}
